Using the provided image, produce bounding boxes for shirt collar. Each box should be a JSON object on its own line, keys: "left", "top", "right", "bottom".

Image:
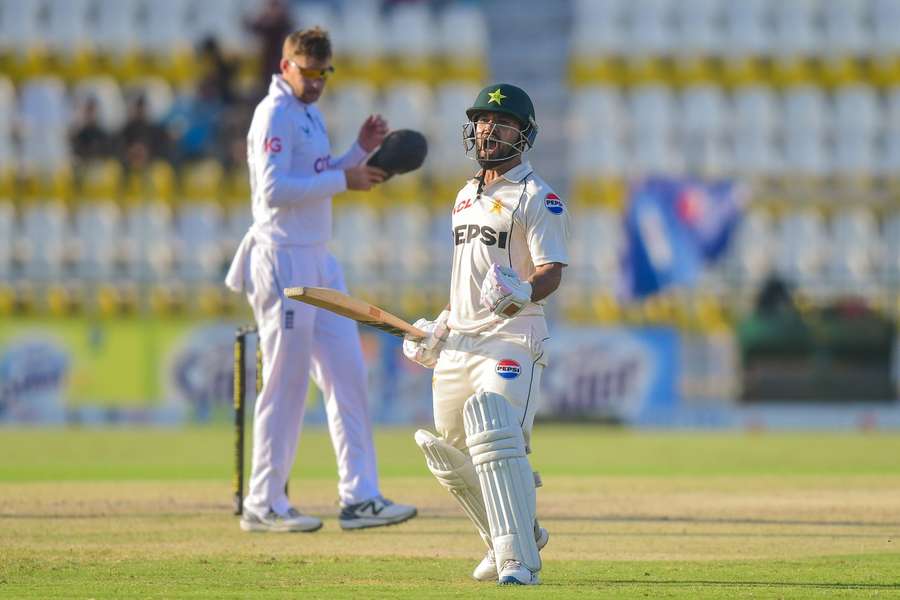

{"left": 269, "top": 75, "right": 310, "bottom": 107}
{"left": 470, "top": 160, "right": 533, "bottom": 189}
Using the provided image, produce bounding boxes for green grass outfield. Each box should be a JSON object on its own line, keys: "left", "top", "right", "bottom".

{"left": 1, "top": 426, "right": 899, "bottom": 599}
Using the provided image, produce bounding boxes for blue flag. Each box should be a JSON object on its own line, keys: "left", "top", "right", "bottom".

{"left": 620, "top": 178, "right": 743, "bottom": 299}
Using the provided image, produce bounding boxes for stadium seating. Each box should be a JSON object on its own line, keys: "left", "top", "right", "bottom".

{"left": 0, "top": 0, "right": 896, "bottom": 321}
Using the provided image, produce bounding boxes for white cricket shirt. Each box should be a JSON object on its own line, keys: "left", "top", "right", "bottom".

{"left": 447, "top": 161, "right": 570, "bottom": 334}
{"left": 246, "top": 75, "right": 368, "bottom": 246}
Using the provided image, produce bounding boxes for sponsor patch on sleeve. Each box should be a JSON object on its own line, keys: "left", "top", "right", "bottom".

{"left": 544, "top": 193, "right": 564, "bottom": 215}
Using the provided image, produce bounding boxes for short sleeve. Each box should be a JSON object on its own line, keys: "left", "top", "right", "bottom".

{"left": 523, "top": 185, "right": 570, "bottom": 266}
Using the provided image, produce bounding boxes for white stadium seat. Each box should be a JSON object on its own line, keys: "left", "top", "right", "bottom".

{"left": 74, "top": 200, "right": 120, "bottom": 281}
{"left": 18, "top": 202, "right": 69, "bottom": 282}
{"left": 821, "top": 0, "right": 868, "bottom": 56}
{"left": 775, "top": 210, "right": 829, "bottom": 289}
{"left": 680, "top": 85, "right": 731, "bottom": 175}
{"left": 175, "top": 201, "right": 224, "bottom": 282}
{"left": 134, "top": 0, "right": 192, "bottom": 54}
{"left": 430, "top": 81, "right": 480, "bottom": 178}
{"left": 727, "top": 208, "right": 774, "bottom": 284}
{"left": 872, "top": 0, "right": 900, "bottom": 55}
{"left": 321, "top": 82, "right": 377, "bottom": 157}
{"left": 88, "top": 0, "right": 139, "bottom": 54}
{"left": 676, "top": 0, "right": 724, "bottom": 55}
{"left": 882, "top": 212, "right": 900, "bottom": 281}
{"left": 383, "top": 3, "right": 434, "bottom": 58}
{"left": 0, "top": 0, "right": 40, "bottom": 52}
{"left": 43, "top": 0, "right": 91, "bottom": 54}
{"left": 437, "top": 3, "right": 488, "bottom": 63}
{"left": 829, "top": 208, "right": 881, "bottom": 292}
{"left": 0, "top": 200, "right": 14, "bottom": 280}
{"left": 379, "top": 82, "right": 431, "bottom": 134}
{"left": 723, "top": 0, "right": 772, "bottom": 56}
{"left": 19, "top": 77, "right": 71, "bottom": 175}
{"left": 772, "top": 0, "right": 821, "bottom": 57}
{"left": 627, "top": 0, "right": 676, "bottom": 55}
{"left": 122, "top": 201, "right": 174, "bottom": 282}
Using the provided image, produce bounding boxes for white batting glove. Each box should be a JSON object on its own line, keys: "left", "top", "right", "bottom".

{"left": 402, "top": 310, "right": 450, "bottom": 369}
{"left": 480, "top": 263, "right": 532, "bottom": 318}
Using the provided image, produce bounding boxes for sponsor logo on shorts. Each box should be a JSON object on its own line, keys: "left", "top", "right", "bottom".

{"left": 496, "top": 359, "right": 521, "bottom": 379}
{"left": 544, "top": 193, "right": 564, "bottom": 215}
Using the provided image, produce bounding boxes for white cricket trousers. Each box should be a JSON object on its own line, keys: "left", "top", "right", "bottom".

{"left": 432, "top": 317, "right": 550, "bottom": 452}
{"left": 243, "top": 242, "right": 380, "bottom": 515}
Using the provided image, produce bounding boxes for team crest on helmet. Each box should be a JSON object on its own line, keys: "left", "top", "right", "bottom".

{"left": 487, "top": 88, "right": 507, "bottom": 105}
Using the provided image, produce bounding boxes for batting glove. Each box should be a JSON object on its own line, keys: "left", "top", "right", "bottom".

{"left": 480, "top": 263, "right": 532, "bottom": 318}
{"left": 402, "top": 310, "right": 450, "bottom": 369}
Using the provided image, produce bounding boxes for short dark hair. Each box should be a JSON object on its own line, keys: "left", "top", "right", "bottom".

{"left": 283, "top": 27, "right": 332, "bottom": 61}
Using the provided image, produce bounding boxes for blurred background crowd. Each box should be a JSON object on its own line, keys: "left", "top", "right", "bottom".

{"left": 0, "top": 0, "right": 897, "bottom": 424}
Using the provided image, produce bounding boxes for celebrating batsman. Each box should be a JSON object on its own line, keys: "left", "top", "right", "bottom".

{"left": 403, "top": 83, "right": 569, "bottom": 585}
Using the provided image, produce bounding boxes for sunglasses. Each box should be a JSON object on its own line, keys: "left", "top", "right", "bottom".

{"left": 289, "top": 59, "right": 335, "bottom": 80}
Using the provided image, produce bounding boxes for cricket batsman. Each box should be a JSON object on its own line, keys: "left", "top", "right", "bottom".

{"left": 402, "top": 83, "right": 569, "bottom": 585}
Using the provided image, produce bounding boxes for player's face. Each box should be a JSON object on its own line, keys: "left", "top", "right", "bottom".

{"left": 474, "top": 112, "right": 522, "bottom": 162}
{"left": 280, "top": 55, "right": 333, "bottom": 103}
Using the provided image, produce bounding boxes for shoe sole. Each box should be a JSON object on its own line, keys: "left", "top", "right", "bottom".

{"left": 499, "top": 576, "right": 539, "bottom": 585}
{"left": 240, "top": 520, "right": 323, "bottom": 533}
{"left": 339, "top": 508, "right": 418, "bottom": 530}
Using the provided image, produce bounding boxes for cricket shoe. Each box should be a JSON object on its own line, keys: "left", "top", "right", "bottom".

{"left": 472, "top": 526, "right": 549, "bottom": 582}
{"left": 339, "top": 495, "right": 417, "bottom": 530}
{"left": 498, "top": 560, "right": 540, "bottom": 585}
{"left": 240, "top": 507, "right": 323, "bottom": 533}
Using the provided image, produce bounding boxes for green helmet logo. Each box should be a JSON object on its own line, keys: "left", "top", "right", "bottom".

{"left": 487, "top": 88, "right": 507, "bottom": 106}
{"left": 466, "top": 83, "right": 538, "bottom": 147}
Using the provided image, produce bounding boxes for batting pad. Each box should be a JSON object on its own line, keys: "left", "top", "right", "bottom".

{"left": 414, "top": 429, "right": 492, "bottom": 547}
{"left": 463, "top": 392, "right": 540, "bottom": 572}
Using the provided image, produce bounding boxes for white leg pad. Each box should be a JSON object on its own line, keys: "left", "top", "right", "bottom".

{"left": 414, "top": 429, "right": 492, "bottom": 547}
{"left": 463, "top": 392, "right": 540, "bottom": 573}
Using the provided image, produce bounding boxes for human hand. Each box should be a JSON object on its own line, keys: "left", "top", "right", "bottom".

{"left": 345, "top": 165, "right": 387, "bottom": 190}
{"left": 480, "top": 263, "right": 532, "bottom": 318}
{"left": 402, "top": 312, "right": 450, "bottom": 369}
{"left": 357, "top": 114, "right": 389, "bottom": 152}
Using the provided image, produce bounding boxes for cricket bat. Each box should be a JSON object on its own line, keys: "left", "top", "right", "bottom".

{"left": 284, "top": 286, "right": 427, "bottom": 340}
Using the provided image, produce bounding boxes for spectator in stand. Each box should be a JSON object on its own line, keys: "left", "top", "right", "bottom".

{"left": 244, "top": 0, "right": 294, "bottom": 97}
{"left": 198, "top": 36, "right": 238, "bottom": 107}
{"left": 165, "top": 79, "right": 224, "bottom": 165}
{"left": 71, "top": 96, "right": 111, "bottom": 164}
{"left": 118, "top": 95, "right": 170, "bottom": 173}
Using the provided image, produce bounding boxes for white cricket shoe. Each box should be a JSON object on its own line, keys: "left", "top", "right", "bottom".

{"left": 498, "top": 560, "right": 540, "bottom": 585}
{"left": 240, "top": 507, "right": 323, "bottom": 533}
{"left": 338, "top": 495, "right": 417, "bottom": 530}
{"left": 472, "top": 526, "right": 549, "bottom": 582}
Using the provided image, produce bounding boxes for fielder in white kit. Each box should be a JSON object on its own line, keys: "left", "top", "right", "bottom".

{"left": 225, "top": 27, "right": 416, "bottom": 532}
{"left": 403, "top": 84, "right": 569, "bottom": 584}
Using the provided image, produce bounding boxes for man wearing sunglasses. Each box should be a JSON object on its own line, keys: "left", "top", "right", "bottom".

{"left": 226, "top": 27, "right": 416, "bottom": 533}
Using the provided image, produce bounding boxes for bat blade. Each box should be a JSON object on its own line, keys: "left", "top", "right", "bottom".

{"left": 284, "top": 286, "right": 426, "bottom": 340}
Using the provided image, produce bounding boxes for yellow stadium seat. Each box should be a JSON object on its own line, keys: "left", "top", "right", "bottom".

{"left": 78, "top": 160, "right": 123, "bottom": 201}
{"left": 591, "top": 292, "right": 622, "bottom": 325}
{"left": 568, "top": 56, "right": 622, "bottom": 88}
{"left": 623, "top": 56, "right": 669, "bottom": 87}
{"left": 719, "top": 57, "right": 766, "bottom": 89}
{"left": 181, "top": 159, "right": 224, "bottom": 201}
{"left": 671, "top": 56, "right": 716, "bottom": 87}
{"left": 770, "top": 56, "right": 816, "bottom": 88}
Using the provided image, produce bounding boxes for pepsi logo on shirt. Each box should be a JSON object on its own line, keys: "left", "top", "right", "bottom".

{"left": 495, "top": 359, "right": 522, "bottom": 379}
